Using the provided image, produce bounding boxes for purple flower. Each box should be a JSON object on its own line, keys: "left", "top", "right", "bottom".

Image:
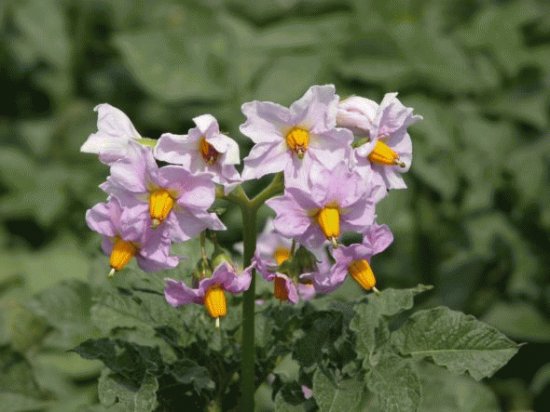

{"left": 266, "top": 162, "right": 381, "bottom": 249}
{"left": 81, "top": 104, "right": 143, "bottom": 165}
{"left": 154, "top": 114, "right": 241, "bottom": 194}
{"left": 254, "top": 254, "right": 315, "bottom": 304}
{"left": 301, "top": 385, "right": 313, "bottom": 400}
{"left": 101, "top": 144, "right": 225, "bottom": 242}
{"left": 338, "top": 94, "right": 422, "bottom": 189}
{"left": 313, "top": 223, "right": 393, "bottom": 293}
{"left": 164, "top": 262, "right": 253, "bottom": 324}
{"left": 240, "top": 85, "right": 353, "bottom": 183}
{"left": 86, "top": 198, "right": 179, "bottom": 276}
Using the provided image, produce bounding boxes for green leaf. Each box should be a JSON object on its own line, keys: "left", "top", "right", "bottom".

{"left": 531, "top": 363, "right": 550, "bottom": 395}
{"left": 98, "top": 369, "right": 158, "bottom": 412}
{"left": 12, "top": 0, "right": 70, "bottom": 69}
{"left": 350, "top": 285, "right": 432, "bottom": 359}
{"left": 273, "top": 354, "right": 300, "bottom": 383}
{"left": 417, "top": 363, "right": 499, "bottom": 412}
{"left": 293, "top": 311, "right": 342, "bottom": 367}
{"left": 312, "top": 371, "right": 365, "bottom": 412}
{"left": 114, "top": 30, "right": 227, "bottom": 102}
{"left": 393, "top": 307, "right": 519, "bottom": 380}
{"left": 366, "top": 354, "right": 421, "bottom": 412}
{"left": 254, "top": 54, "right": 325, "bottom": 105}
{"left": 274, "top": 390, "right": 306, "bottom": 412}
{"left": 73, "top": 338, "right": 163, "bottom": 386}
{"left": 482, "top": 302, "right": 550, "bottom": 342}
{"left": 27, "top": 280, "right": 97, "bottom": 347}
{"left": 169, "top": 359, "right": 215, "bottom": 393}
{"left": 0, "top": 393, "right": 47, "bottom": 412}
{"left": 0, "top": 346, "right": 43, "bottom": 398}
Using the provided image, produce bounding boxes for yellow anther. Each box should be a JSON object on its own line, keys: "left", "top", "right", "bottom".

{"left": 368, "top": 140, "right": 405, "bottom": 167}
{"left": 348, "top": 259, "right": 376, "bottom": 290}
{"left": 274, "top": 247, "right": 291, "bottom": 266}
{"left": 285, "top": 127, "right": 310, "bottom": 159}
{"left": 109, "top": 238, "right": 137, "bottom": 273}
{"left": 274, "top": 277, "right": 289, "bottom": 301}
{"left": 199, "top": 137, "right": 220, "bottom": 165}
{"left": 149, "top": 189, "right": 175, "bottom": 228}
{"left": 204, "top": 286, "right": 227, "bottom": 322}
{"left": 315, "top": 206, "right": 340, "bottom": 243}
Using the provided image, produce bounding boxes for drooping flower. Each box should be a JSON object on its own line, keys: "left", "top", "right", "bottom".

{"left": 240, "top": 85, "right": 353, "bottom": 183}
{"left": 337, "top": 93, "right": 422, "bottom": 189}
{"left": 254, "top": 251, "right": 316, "bottom": 304}
{"left": 86, "top": 198, "right": 179, "bottom": 276}
{"left": 81, "top": 104, "right": 144, "bottom": 165}
{"left": 266, "top": 162, "right": 382, "bottom": 249}
{"left": 313, "top": 223, "right": 393, "bottom": 293}
{"left": 154, "top": 114, "right": 241, "bottom": 194}
{"left": 101, "top": 144, "right": 225, "bottom": 242}
{"left": 164, "top": 262, "right": 253, "bottom": 326}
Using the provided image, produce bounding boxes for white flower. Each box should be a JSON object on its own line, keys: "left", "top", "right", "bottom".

{"left": 81, "top": 104, "right": 142, "bottom": 165}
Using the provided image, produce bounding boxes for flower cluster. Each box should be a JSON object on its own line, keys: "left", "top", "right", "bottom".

{"left": 82, "top": 105, "right": 247, "bottom": 324}
{"left": 82, "top": 85, "right": 421, "bottom": 323}
{"left": 246, "top": 85, "right": 420, "bottom": 302}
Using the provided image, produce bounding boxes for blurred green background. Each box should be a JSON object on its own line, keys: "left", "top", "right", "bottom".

{"left": 0, "top": 0, "right": 549, "bottom": 410}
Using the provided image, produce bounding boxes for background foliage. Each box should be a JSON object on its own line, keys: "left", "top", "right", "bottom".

{"left": 0, "top": 0, "right": 549, "bottom": 410}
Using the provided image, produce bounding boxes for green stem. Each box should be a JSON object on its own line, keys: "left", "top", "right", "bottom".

{"left": 240, "top": 204, "right": 257, "bottom": 412}
{"left": 250, "top": 172, "right": 284, "bottom": 209}
{"left": 220, "top": 174, "right": 285, "bottom": 411}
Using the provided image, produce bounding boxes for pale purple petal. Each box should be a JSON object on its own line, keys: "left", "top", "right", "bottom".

{"left": 81, "top": 104, "right": 141, "bottom": 164}
{"left": 266, "top": 195, "right": 312, "bottom": 238}
{"left": 337, "top": 96, "right": 378, "bottom": 134}
{"left": 206, "top": 132, "right": 240, "bottom": 165}
{"left": 241, "top": 141, "right": 289, "bottom": 181}
{"left": 240, "top": 101, "right": 291, "bottom": 144}
{"left": 153, "top": 133, "right": 197, "bottom": 167}
{"left": 362, "top": 223, "right": 393, "bottom": 255}
{"left": 86, "top": 202, "right": 118, "bottom": 237}
{"left": 289, "top": 85, "right": 338, "bottom": 133}
{"left": 193, "top": 114, "right": 219, "bottom": 136}
{"left": 164, "top": 279, "right": 203, "bottom": 306}
{"left": 298, "top": 282, "right": 316, "bottom": 301}
{"left": 341, "top": 196, "right": 376, "bottom": 232}
{"left": 374, "top": 93, "right": 422, "bottom": 138}
{"left": 302, "top": 386, "right": 314, "bottom": 400}
{"left": 282, "top": 274, "right": 300, "bottom": 304}
{"left": 108, "top": 144, "right": 155, "bottom": 194}
{"left": 308, "top": 128, "right": 353, "bottom": 170}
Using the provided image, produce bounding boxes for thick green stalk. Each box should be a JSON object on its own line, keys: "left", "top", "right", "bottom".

{"left": 240, "top": 204, "right": 257, "bottom": 412}
{"left": 222, "top": 175, "right": 284, "bottom": 411}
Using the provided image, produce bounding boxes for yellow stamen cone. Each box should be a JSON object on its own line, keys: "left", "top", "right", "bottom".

{"left": 109, "top": 238, "right": 137, "bottom": 274}
{"left": 274, "top": 277, "right": 289, "bottom": 301}
{"left": 348, "top": 259, "right": 376, "bottom": 290}
{"left": 199, "top": 137, "right": 220, "bottom": 165}
{"left": 204, "top": 286, "right": 227, "bottom": 322}
{"left": 274, "top": 247, "right": 291, "bottom": 265}
{"left": 285, "top": 127, "right": 310, "bottom": 159}
{"left": 149, "top": 189, "right": 175, "bottom": 228}
{"left": 368, "top": 140, "right": 405, "bottom": 167}
{"left": 316, "top": 206, "right": 340, "bottom": 245}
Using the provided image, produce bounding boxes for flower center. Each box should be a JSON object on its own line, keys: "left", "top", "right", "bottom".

{"left": 273, "top": 247, "right": 291, "bottom": 266}
{"left": 204, "top": 285, "right": 227, "bottom": 325}
{"left": 149, "top": 188, "right": 175, "bottom": 228}
{"left": 368, "top": 140, "right": 405, "bottom": 168}
{"left": 109, "top": 238, "right": 137, "bottom": 276}
{"left": 348, "top": 259, "right": 376, "bottom": 290}
{"left": 315, "top": 206, "right": 340, "bottom": 247}
{"left": 274, "top": 277, "right": 289, "bottom": 301}
{"left": 285, "top": 127, "right": 310, "bottom": 159}
{"left": 199, "top": 137, "right": 220, "bottom": 165}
